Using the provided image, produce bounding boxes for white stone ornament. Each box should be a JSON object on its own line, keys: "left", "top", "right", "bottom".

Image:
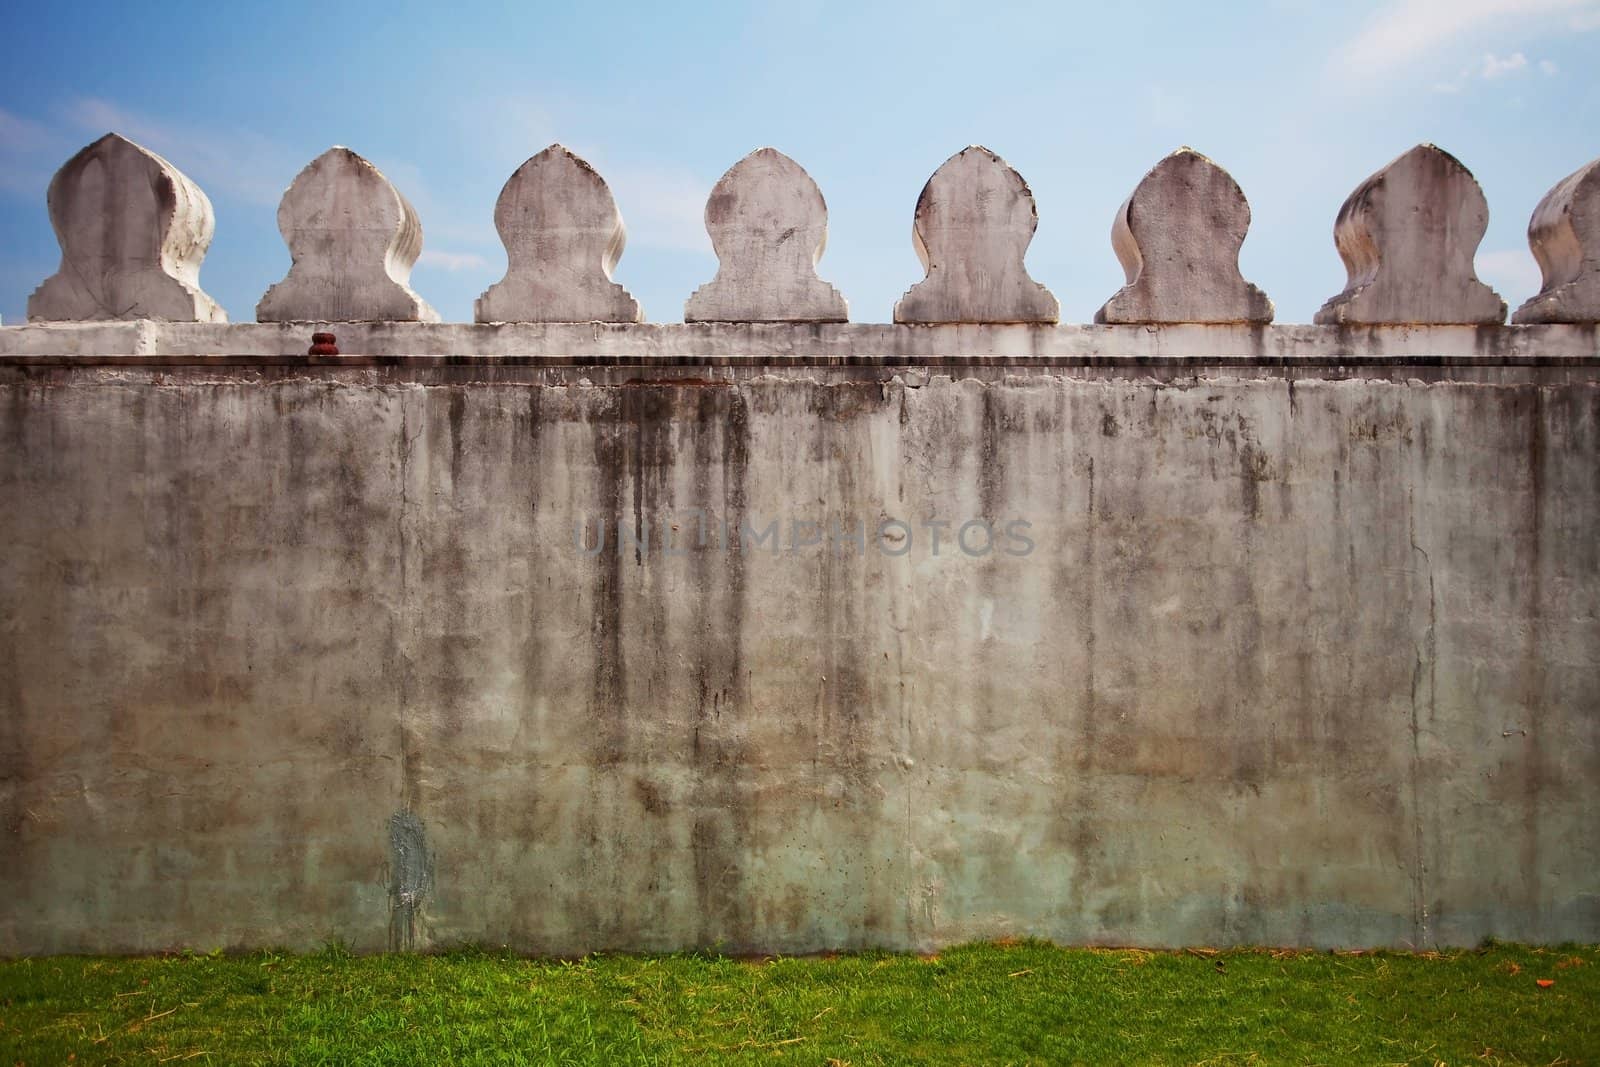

{"left": 1514, "top": 157, "right": 1600, "bottom": 324}
{"left": 28, "top": 133, "right": 226, "bottom": 322}
{"left": 257, "top": 147, "right": 438, "bottom": 323}
{"left": 684, "top": 148, "right": 847, "bottom": 323}
{"left": 1096, "top": 148, "right": 1272, "bottom": 324}
{"left": 476, "top": 145, "right": 642, "bottom": 323}
{"left": 1315, "top": 144, "right": 1506, "bottom": 325}
{"left": 894, "top": 146, "right": 1058, "bottom": 324}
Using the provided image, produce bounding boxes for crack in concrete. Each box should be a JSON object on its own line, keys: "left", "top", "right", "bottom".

{"left": 1408, "top": 491, "right": 1436, "bottom": 950}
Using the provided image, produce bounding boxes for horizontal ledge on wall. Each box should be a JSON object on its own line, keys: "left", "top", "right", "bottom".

{"left": 1, "top": 322, "right": 1597, "bottom": 365}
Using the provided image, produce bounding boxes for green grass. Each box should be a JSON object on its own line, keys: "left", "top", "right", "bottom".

{"left": 1, "top": 941, "right": 1595, "bottom": 1065}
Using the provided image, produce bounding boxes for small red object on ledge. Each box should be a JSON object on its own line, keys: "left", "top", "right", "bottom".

{"left": 307, "top": 331, "right": 339, "bottom": 356}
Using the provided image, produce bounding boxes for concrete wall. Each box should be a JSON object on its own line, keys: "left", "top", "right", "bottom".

{"left": 2, "top": 324, "right": 1598, "bottom": 954}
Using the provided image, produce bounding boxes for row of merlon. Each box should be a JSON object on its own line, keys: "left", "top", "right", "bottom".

{"left": 20, "top": 133, "right": 1600, "bottom": 327}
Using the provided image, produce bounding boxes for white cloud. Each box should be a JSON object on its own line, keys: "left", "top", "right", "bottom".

{"left": 1476, "top": 248, "right": 1544, "bottom": 302}
{"left": 1480, "top": 51, "right": 1528, "bottom": 76}
{"left": 588, "top": 158, "right": 712, "bottom": 256}
{"left": 62, "top": 98, "right": 299, "bottom": 206}
{"left": 416, "top": 249, "right": 490, "bottom": 272}
{"left": 0, "top": 107, "right": 72, "bottom": 197}
{"left": 1429, "top": 49, "right": 1552, "bottom": 92}
{"left": 1334, "top": 0, "right": 1600, "bottom": 79}
{"left": 1540, "top": 58, "right": 1560, "bottom": 73}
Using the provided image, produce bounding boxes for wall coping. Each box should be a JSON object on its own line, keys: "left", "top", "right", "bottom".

{"left": 1, "top": 322, "right": 1597, "bottom": 369}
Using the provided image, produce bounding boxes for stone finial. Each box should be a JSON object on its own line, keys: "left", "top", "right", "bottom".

{"left": 893, "top": 146, "right": 1058, "bottom": 324}
{"left": 257, "top": 147, "right": 438, "bottom": 323}
{"left": 683, "top": 148, "right": 847, "bottom": 323}
{"left": 27, "top": 133, "right": 226, "bottom": 322}
{"left": 1513, "top": 157, "right": 1600, "bottom": 324}
{"left": 1315, "top": 144, "right": 1506, "bottom": 325}
{"left": 1094, "top": 148, "right": 1273, "bottom": 324}
{"left": 476, "top": 145, "right": 641, "bottom": 323}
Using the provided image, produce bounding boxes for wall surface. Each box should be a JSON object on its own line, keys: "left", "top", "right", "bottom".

{"left": 2, "top": 323, "right": 1598, "bottom": 955}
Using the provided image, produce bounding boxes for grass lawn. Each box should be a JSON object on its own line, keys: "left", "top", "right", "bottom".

{"left": 1, "top": 941, "right": 1595, "bottom": 1065}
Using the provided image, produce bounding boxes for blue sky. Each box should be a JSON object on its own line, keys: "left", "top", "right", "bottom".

{"left": 2, "top": 0, "right": 1597, "bottom": 326}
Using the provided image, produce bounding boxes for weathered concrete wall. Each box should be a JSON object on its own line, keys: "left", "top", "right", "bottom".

{"left": 1, "top": 325, "right": 1598, "bottom": 955}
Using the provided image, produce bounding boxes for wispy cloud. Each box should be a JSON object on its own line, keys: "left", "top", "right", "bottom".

{"left": 586, "top": 157, "right": 712, "bottom": 256}
{"left": 0, "top": 107, "right": 73, "bottom": 198}
{"left": 1334, "top": 0, "right": 1600, "bottom": 80}
{"left": 1431, "top": 49, "right": 1549, "bottom": 91}
{"left": 375, "top": 158, "right": 496, "bottom": 249}
{"left": 1480, "top": 50, "right": 1529, "bottom": 77}
{"left": 62, "top": 98, "right": 300, "bottom": 206}
{"left": 416, "top": 249, "right": 490, "bottom": 272}
{"left": 1477, "top": 248, "right": 1544, "bottom": 302}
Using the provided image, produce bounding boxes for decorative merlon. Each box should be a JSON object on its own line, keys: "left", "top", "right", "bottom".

{"left": 27, "top": 133, "right": 226, "bottom": 323}
{"left": 1514, "top": 157, "right": 1600, "bottom": 325}
{"left": 257, "top": 147, "right": 438, "bottom": 323}
{"left": 894, "top": 147, "right": 1058, "bottom": 324}
{"left": 1315, "top": 144, "right": 1506, "bottom": 326}
{"left": 1095, "top": 148, "right": 1272, "bottom": 325}
{"left": 476, "top": 145, "right": 642, "bottom": 324}
{"left": 15, "top": 132, "right": 1600, "bottom": 329}
{"left": 684, "top": 148, "right": 847, "bottom": 323}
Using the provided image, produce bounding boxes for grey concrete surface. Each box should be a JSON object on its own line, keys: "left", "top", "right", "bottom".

{"left": 2, "top": 329, "right": 1597, "bottom": 955}
{"left": 27, "top": 134, "right": 226, "bottom": 324}
{"left": 685, "top": 149, "right": 847, "bottom": 323}
{"left": 1316, "top": 145, "right": 1506, "bottom": 326}
{"left": 257, "top": 147, "right": 439, "bottom": 324}
{"left": 476, "top": 146, "right": 643, "bottom": 324}
{"left": 1515, "top": 156, "right": 1600, "bottom": 325}
{"left": 895, "top": 147, "right": 1059, "bottom": 324}
{"left": 1096, "top": 149, "right": 1273, "bottom": 325}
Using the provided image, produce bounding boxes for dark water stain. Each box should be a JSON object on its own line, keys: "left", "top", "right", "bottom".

{"left": 806, "top": 383, "right": 885, "bottom": 940}
{"left": 1059, "top": 393, "right": 1103, "bottom": 928}
{"left": 515, "top": 388, "right": 549, "bottom": 731}
{"left": 626, "top": 388, "right": 677, "bottom": 715}
{"left": 975, "top": 387, "right": 1008, "bottom": 750}
{"left": 1521, "top": 387, "right": 1547, "bottom": 917}
{"left": 1238, "top": 442, "right": 1267, "bottom": 521}
{"left": 588, "top": 403, "right": 628, "bottom": 766}
{"left": 673, "top": 385, "right": 754, "bottom": 947}
{"left": 447, "top": 388, "right": 466, "bottom": 493}
{"left": 634, "top": 777, "right": 669, "bottom": 816}
{"left": 584, "top": 384, "right": 686, "bottom": 943}
{"left": 387, "top": 811, "right": 434, "bottom": 951}
{"left": 0, "top": 583, "right": 31, "bottom": 876}
{"left": 418, "top": 390, "right": 478, "bottom": 739}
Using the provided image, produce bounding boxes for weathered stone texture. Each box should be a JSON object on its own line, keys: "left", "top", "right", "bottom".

{"left": 27, "top": 133, "right": 226, "bottom": 323}
{"left": 257, "top": 147, "right": 438, "bottom": 323}
{"left": 895, "top": 147, "right": 1058, "bottom": 324}
{"left": 476, "top": 146, "right": 642, "bottom": 324}
{"left": 1, "top": 355, "right": 1596, "bottom": 955}
{"left": 1316, "top": 144, "right": 1506, "bottom": 325}
{"left": 1515, "top": 157, "right": 1600, "bottom": 324}
{"left": 685, "top": 149, "right": 847, "bottom": 323}
{"left": 1096, "top": 148, "right": 1272, "bottom": 324}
